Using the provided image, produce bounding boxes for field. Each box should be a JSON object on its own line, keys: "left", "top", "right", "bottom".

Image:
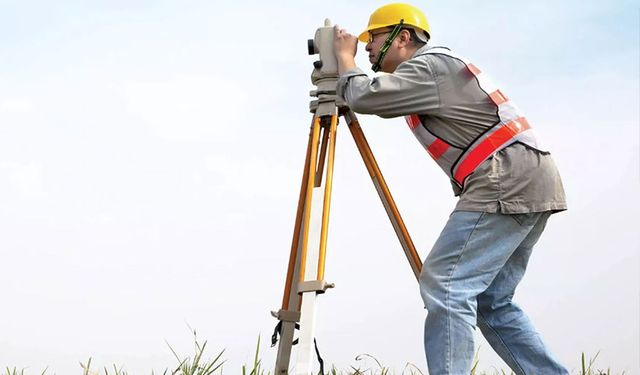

{"left": 3, "top": 331, "right": 625, "bottom": 375}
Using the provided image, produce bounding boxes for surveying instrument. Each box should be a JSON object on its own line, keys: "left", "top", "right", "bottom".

{"left": 270, "top": 20, "right": 423, "bottom": 375}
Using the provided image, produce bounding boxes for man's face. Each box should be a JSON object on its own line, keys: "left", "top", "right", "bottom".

{"left": 365, "top": 28, "right": 392, "bottom": 65}
{"left": 364, "top": 28, "right": 416, "bottom": 73}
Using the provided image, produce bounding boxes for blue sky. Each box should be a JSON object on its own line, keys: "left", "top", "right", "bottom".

{"left": 0, "top": 1, "right": 638, "bottom": 374}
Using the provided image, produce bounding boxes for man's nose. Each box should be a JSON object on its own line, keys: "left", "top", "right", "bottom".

{"left": 365, "top": 42, "right": 372, "bottom": 52}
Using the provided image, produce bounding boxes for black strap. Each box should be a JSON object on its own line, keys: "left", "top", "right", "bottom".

{"left": 371, "top": 19, "right": 405, "bottom": 72}
{"left": 271, "top": 321, "right": 326, "bottom": 374}
{"left": 314, "top": 338, "right": 325, "bottom": 375}
{"left": 271, "top": 320, "right": 300, "bottom": 347}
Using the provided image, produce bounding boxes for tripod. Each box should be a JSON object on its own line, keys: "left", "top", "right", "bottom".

{"left": 271, "top": 20, "right": 423, "bottom": 375}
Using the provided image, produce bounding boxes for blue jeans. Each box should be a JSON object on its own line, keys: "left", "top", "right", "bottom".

{"left": 419, "top": 211, "right": 568, "bottom": 375}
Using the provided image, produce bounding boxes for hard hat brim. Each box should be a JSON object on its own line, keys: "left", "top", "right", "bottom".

{"left": 357, "top": 24, "right": 394, "bottom": 43}
{"left": 357, "top": 24, "right": 430, "bottom": 43}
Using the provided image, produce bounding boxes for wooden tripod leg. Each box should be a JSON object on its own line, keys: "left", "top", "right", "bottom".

{"left": 296, "top": 111, "right": 338, "bottom": 375}
{"left": 344, "top": 110, "right": 423, "bottom": 280}
{"left": 274, "top": 116, "right": 320, "bottom": 375}
{"left": 281, "top": 119, "right": 315, "bottom": 312}
{"left": 317, "top": 112, "right": 338, "bottom": 280}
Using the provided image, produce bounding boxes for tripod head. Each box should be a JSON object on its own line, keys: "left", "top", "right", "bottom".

{"left": 308, "top": 19, "right": 347, "bottom": 116}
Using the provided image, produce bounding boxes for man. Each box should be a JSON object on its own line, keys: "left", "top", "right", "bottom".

{"left": 333, "top": 3, "right": 569, "bottom": 375}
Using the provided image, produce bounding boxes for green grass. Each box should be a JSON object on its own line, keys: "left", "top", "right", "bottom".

{"left": 2, "top": 331, "right": 626, "bottom": 375}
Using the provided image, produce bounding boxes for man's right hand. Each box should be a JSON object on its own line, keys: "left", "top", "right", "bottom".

{"left": 334, "top": 25, "right": 358, "bottom": 74}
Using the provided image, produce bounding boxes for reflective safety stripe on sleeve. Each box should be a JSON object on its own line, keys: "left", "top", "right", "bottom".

{"left": 453, "top": 117, "right": 531, "bottom": 185}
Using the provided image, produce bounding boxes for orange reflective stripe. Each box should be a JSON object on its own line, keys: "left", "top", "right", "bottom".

{"left": 405, "top": 114, "right": 450, "bottom": 160}
{"left": 453, "top": 118, "right": 531, "bottom": 184}
{"left": 466, "top": 63, "right": 508, "bottom": 106}
{"left": 489, "top": 89, "right": 508, "bottom": 105}
{"left": 467, "top": 63, "right": 481, "bottom": 76}
{"left": 427, "top": 138, "right": 450, "bottom": 161}
{"left": 405, "top": 114, "right": 421, "bottom": 130}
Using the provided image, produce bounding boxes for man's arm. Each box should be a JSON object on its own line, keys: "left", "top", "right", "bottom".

{"left": 338, "top": 59, "right": 440, "bottom": 118}
{"left": 333, "top": 26, "right": 439, "bottom": 118}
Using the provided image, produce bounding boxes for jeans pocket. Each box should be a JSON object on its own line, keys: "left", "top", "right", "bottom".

{"left": 509, "top": 212, "right": 539, "bottom": 226}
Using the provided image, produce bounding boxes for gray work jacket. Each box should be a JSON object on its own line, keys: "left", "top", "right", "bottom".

{"left": 337, "top": 45, "right": 567, "bottom": 214}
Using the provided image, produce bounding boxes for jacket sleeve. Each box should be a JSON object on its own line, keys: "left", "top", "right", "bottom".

{"left": 336, "top": 56, "right": 441, "bottom": 118}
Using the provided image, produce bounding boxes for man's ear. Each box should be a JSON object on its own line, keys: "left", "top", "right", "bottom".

{"left": 398, "top": 29, "right": 411, "bottom": 46}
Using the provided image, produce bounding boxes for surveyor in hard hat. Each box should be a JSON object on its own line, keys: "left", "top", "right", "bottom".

{"left": 334, "top": 3, "right": 569, "bottom": 375}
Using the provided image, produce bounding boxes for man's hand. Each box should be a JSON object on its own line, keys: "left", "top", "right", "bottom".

{"left": 334, "top": 25, "right": 357, "bottom": 74}
{"left": 334, "top": 25, "right": 358, "bottom": 58}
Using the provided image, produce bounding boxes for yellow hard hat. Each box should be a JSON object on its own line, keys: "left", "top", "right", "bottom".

{"left": 358, "top": 3, "right": 431, "bottom": 43}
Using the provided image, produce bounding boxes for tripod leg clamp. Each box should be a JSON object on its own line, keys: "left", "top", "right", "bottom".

{"left": 271, "top": 309, "right": 301, "bottom": 322}
{"left": 297, "top": 280, "right": 335, "bottom": 294}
